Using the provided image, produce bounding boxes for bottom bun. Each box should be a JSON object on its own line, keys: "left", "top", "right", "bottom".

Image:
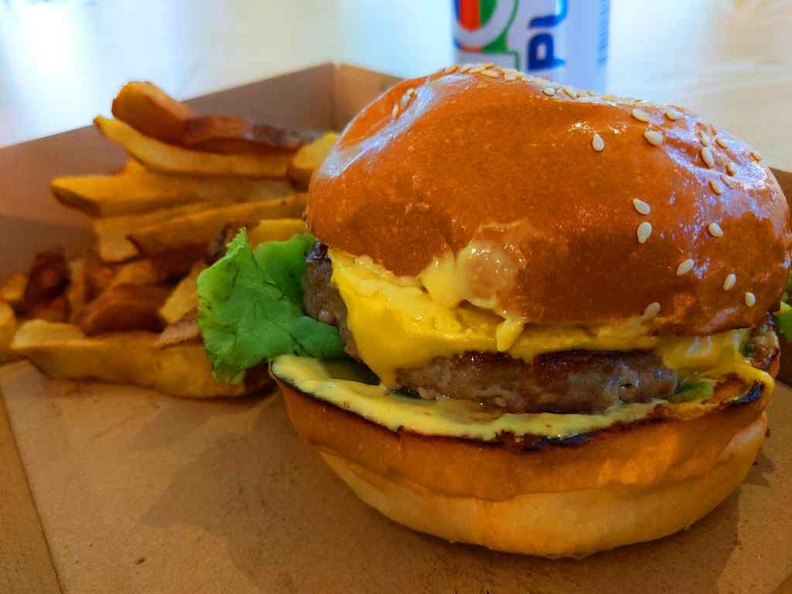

{"left": 320, "top": 414, "right": 764, "bottom": 557}
{"left": 280, "top": 380, "right": 769, "bottom": 557}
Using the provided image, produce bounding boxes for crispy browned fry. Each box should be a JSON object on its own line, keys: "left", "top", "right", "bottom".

{"left": 67, "top": 259, "right": 86, "bottom": 324}
{"left": 128, "top": 193, "right": 307, "bottom": 256}
{"left": 111, "top": 82, "right": 194, "bottom": 147}
{"left": 23, "top": 250, "right": 70, "bottom": 306}
{"left": 112, "top": 81, "right": 317, "bottom": 154}
{"left": 78, "top": 284, "right": 170, "bottom": 335}
{"left": 12, "top": 320, "right": 253, "bottom": 398}
{"left": 94, "top": 117, "right": 292, "bottom": 178}
{"left": 80, "top": 251, "right": 197, "bottom": 306}
{"left": 0, "top": 274, "right": 27, "bottom": 309}
{"left": 20, "top": 250, "right": 71, "bottom": 322}
{"left": 160, "top": 262, "right": 204, "bottom": 325}
{"left": 247, "top": 218, "right": 307, "bottom": 246}
{"left": 92, "top": 203, "right": 206, "bottom": 262}
{"left": 157, "top": 313, "right": 200, "bottom": 348}
{"left": 288, "top": 132, "right": 339, "bottom": 189}
{"left": 52, "top": 171, "right": 293, "bottom": 217}
{"left": 28, "top": 296, "right": 70, "bottom": 323}
{"left": 0, "top": 302, "right": 19, "bottom": 363}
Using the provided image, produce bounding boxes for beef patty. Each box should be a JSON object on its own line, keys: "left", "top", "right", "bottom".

{"left": 302, "top": 243, "right": 770, "bottom": 413}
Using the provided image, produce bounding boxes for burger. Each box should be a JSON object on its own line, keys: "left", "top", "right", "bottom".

{"left": 197, "top": 64, "right": 791, "bottom": 557}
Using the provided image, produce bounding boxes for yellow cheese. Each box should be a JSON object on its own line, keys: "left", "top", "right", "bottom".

{"left": 272, "top": 356, "right": 659, "bottom": 440}
{"left": 329, "top": 249, "right": 774, "bottom": 391}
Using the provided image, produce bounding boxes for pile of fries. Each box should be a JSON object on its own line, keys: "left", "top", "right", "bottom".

{"left": 0, "top": 82, "right": 337, "bottom": 398}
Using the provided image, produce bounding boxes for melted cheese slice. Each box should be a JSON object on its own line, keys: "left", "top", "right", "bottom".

{"left": 272, "top": 356, "right": 659, "bottom": 440}
{"left": 329, "top": 249, "right": 774, "bottom": 392}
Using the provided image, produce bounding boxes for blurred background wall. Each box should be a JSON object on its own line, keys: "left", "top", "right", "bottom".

{"left": 1, "top": 0, "right": 790, "bottom": 166}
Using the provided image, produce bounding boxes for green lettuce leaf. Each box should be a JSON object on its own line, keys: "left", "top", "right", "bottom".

{"left": 197, "top": 230, "right": 346, "bottom": 383}
{"left": 668, "top": 379, "right": 715, "bottom": 403}
{"left": 775, "top": 301, "right": 792, "bottom": 341}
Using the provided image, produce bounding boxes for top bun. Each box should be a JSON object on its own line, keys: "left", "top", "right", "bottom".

{"left": 308, "top": 66, "right": 791, "bottom": 334}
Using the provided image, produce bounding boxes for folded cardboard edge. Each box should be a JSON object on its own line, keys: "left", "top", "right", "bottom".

{"left": 0, "top": 372, "right": 61, "bottom": 594}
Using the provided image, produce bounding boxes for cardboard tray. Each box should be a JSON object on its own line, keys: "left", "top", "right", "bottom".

{"left": 0, "top": 64, "right": 791, "bottom": 594}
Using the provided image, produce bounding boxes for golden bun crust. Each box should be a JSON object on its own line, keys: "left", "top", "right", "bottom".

{"left": 308, "top": 68, "right": 791, "bottom": 333}
{"left": 280, "top": 377, "right": 770, "bottom": 556}
{"left": 320, "top": 414, "right": 764, "bottom": 557}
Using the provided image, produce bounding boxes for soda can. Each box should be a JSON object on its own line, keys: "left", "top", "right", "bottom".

{"left": 453, "top": 0, "right": 610, "bottom": 92}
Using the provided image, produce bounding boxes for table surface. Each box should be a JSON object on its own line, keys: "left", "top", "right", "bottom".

{"left": 1, "top": 0, "right": 791, "bottom": 169}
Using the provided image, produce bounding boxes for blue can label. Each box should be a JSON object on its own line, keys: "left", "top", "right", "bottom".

{"left": 453, "top": 0, "right": 610, "bottom": 91}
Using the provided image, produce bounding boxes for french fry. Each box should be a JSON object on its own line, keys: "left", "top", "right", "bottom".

{"left": 247, "top": 218, "right": 307, "bottom": 246}
{"left": 0, "top": 274, "right": 27, "bottom": 309}
{"left": 78, "top": 284, "right": 170, "bottom": 335}
{"left": 67, "top": 259, "right": 86, "bottom": 324}
{"left": 80, "top": 252, "right": 197, "bottom": 302}
{"left": 288, "top": 132, "right": 339, "bottom": 189}
{"left": 111, "top": 82, "right": 194, "bottom": 147}
{"left": 118, "top": 159, "right": 147, "bottom": 174}
{"left": 94, "top": 116, "right": 292, "bottom": 178}
{"left": 0, "top": 302, "right": 19, "bottom": 364}
{"left": 52, "top": 171, "right": 293, "bottom": 217}
{"left": 12, "top": 320, "right": 253, "bottom": 398}
{"left": 21, "top": 250, "right": 71, "bottom": 322}
{"left": 159, "top": 262, "right": 204, "bottom": 325}
{"left": 92, "top": 203, "right": 206, "bottom": 262}
{"left": 127, "top": 193, "right": 307, "bottom": 256}
{"left": 157, "top": 314, "right": 201, "bottom": 348}
{"left": 112, "top": 81, "right": 317, "bottom": 154}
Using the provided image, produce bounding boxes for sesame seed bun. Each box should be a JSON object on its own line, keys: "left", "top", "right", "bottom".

{"left": 278, "top": 367, "right": 773, "bottom": 557}
{"left": 308, "top": 69, "right": 791, "bottom": 333}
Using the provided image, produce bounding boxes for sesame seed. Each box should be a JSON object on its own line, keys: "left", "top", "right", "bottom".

{"left": 631, "top": 108, "right": 650, "bottom": 123}
{"left": 708, "top": 178, "right": 724, "bottom": 195}
{"left": 562, "top": 87, "right": 579, "bottom": 99}
{"left": 468, "top": 65, "right": 485, "bottom": 74}
{"left": 750, "top": 150, "right": 762, "bottom": 161}
{"left": 459, "top": 64, "right": 473, "bottom": 73}
{"left": 701, "top": 147, "right": 715, "bottom": 168}
{"left": 444, "top": 65, "right": 459, "bottom": 74}
{"left": 636, "top": 221, "right": 653, "bottom": 244}
{"left": 726, "top": 162, "right": 737, "bottom": 176}
{"left": 391, "top": 104, "right": 399, "bottom": 119}
{"left": 715, "top": 136, "right": 728, "bottom": 149}
{"left": 515, "top": 72, "right": 528, "bottom": 81}
{"left": 504, "top": 73, "right": 517, "bottom": 82}
{"left": 721, "top": 173, "right": 736, "bottom": 189}
{"left": 632, "top": 198, "right": 651, "bottom": 215}
{"left": 676, "top": 259, "right": 695, "bottom": 276}
{"left": 482, "top": 62, "right": 494, "bottom": 69}
{"left": 407, "top": 145, "right": 415, "bottom": 152}
{"left": 708, "top": 222, "right": 723, "bottom": 237}
{"left": 723, "top": 273, "right": 736, "bottom": 291}
{"left": 543, "top": 86, "right": 556, "bottom": 96}
{"left": 643, "top": 302, "right": 661, "bottom": 319}
{"left": 700, "top": 132, "right": 712, "bottom": 147}
{"left": 481, "top": 69, "right": 500, "bottom": 78}
{"left": 592, "top": 133, "right": 605, "bottom": 152}
{"left": 745, "top": 292, "right": 756, "bottom": 307}
{"left": 665, "top": 109, "right": 683, "bottom": 121}
{"left": 643, "top": 129, "right": 664, "bottom": 146}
